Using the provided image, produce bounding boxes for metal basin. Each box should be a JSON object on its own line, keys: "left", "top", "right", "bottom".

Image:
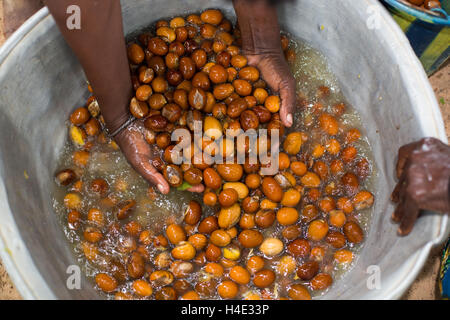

{"left": 0, "top": 0, "right": 448, "bottom": 299}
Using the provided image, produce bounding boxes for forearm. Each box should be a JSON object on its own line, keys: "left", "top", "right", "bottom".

{"left": 44, "top": 0, "right": 131, "bottom": 132}
{"left": 233, "top": 0, "right": 283, "bottom": 55}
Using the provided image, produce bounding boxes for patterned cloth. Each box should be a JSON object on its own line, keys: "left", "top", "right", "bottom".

{"left": 440, "top": 238, "right": 450, "bottom": 299}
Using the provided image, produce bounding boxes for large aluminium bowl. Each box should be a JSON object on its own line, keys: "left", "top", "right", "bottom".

{"left": 0, "top": 0, "right": 448, "bottom": 299}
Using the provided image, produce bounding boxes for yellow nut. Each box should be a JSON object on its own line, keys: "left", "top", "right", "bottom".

{"left": 277, "top": 255, "right": 297, "bottom": 276}
{"left": 171, "top": 241, "right": 196, "bottom": 261}
{"left": 223, "top": 182, "right": 249, "bottom": 199}
{"left": 156, "top": 27, "right": 176, "bottom": 43}
{"left": 222, "top": 245, "right": 241, "bottom": 261}
{"left": 70, "top": 125, "right": 86, "bottom": 147}
{"left": 110, "top": 140, "right": 119, "bottom": 150}
{"left": 219, "top": 138, "right": 235, "bottom": 158}
{"left": 243, "top": 291, "right": 261, "bottom": 300}
{"left": 265, "top": 95, "right": 280, "bottom": 113}
{"left": 312, "top": 143, "right": 325, "bottom": 158}
{"left": 218, "top": 203, "right": 241, "bottom": 229}
{"left": 301, "top": 172, "right": 321, "bottom": 188}
{"left": 170, "top": 17, "right": 185, "bottom": 28}
{"left": 282, "top": 172, "right": 297, "bottom": 187}
{"left": 283, "top": 132, "right": 303, "bottom": 155}
{"left": 202, "top": 62, "right": 216, "bottom": 74}
{"left": 64, "top": 193, "right": 82, "bottom": 210}
{"left": 259, "top": 237, "right": 284, "bottom": 256}
{"left": 260, "top": 199, "right": 278, "bottom": 210}
{"left": 204, "top": 116, "right": 223, "bottom": 140}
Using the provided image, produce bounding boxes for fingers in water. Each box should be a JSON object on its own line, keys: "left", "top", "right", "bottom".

{"left": 187, "top": 184, "right": 205, "bottom": 193}
{"left": 135, "top": 157, "right": 170, "bottom": 194}
{"left": 279, "top": 78, "right": 296, "bottom": 128}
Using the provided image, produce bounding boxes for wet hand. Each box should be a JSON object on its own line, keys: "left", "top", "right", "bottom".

{"left": 114, "top": 121, "right": 204, "bottom": 195}
{"left": 245, "top": 50, "right": 296, "bottom": 128}
{"left": 391, "top": 137, "right": 450, "bottom": 235}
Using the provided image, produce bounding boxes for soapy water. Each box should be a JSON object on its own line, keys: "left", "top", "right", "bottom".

{"left": 52, "top": 36, "right": 376, "bottom": 297}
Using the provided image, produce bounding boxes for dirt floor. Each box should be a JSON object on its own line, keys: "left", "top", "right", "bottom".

{"left": 0, "top": 0, "right": 448, "bottom": 300}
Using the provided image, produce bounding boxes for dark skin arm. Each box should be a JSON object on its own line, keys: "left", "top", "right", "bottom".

{"left": 44, "top": 0, "right": 204, "bottom": 194}
{"left": 391, "top": 137, "right": 450, "bottom": 235}
{"left": 233, "top": 0, "right": 296, "bottom": 127}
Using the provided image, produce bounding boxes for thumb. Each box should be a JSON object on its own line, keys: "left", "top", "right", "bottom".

{"left": 279, "top": 78, "right": 296, "bottom": 128}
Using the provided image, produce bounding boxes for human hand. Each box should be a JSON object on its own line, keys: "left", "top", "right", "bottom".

{"left": 233, "top": 0, "right": 296, "bottom": 128}
{"left": 245, "top": 51, "right": 296, "bottom": 128}
{"left": 391, "top": 137, "right": 450, "bottom": 235}
{"left": 115, "top": 121, "right": 205, "bottom": 195}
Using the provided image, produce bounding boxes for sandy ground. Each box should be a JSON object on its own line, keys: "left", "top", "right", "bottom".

{"left": 0, "top": 0, "right": 448, "bottom": 300}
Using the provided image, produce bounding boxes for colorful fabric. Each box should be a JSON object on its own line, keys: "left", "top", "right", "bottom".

{"left": 440, "top": 238, "right": 450, "bottom": 299}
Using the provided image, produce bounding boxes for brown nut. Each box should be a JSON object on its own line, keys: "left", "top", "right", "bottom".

{"left": 183, "top": 168, "right": 203, "bottom": 186}
{"left": 90, "top": 178, "right": 109, "bottom": 197}
{"left": 55, "top": 169, "right": 76, "bottom": 186}
{"left": 209, "top": 65, "right": 228, "bottom": 84}
{"left": 192, "top": 72, "right": 211, "bottom": 91}
{"left": 218, "top": 203, "right": 241, "bottom": 229}
{"left": 127, "top": 251, "right": 145, "bottom": 279}
{"left": 287, "top": 238, "right": 311, "bottom": 258}
{"left": 70, "top": 107, "right": 90, "bottom": 126}
{"left": 310, "top": 273, "right": 333, "bottom": 291}
{"left": 296, "top": 261, "right": 319, "bottom": 280}
{"left": 253, "top": 269, "right": 275, "bottom": 288}
{"left": 326, "top": 231, "right": 347, "bottom": 248}
{"left": 261, "top": 177, "right": 283, "bottom": 202}
{"left": 240, "top": 109, "right": 259, "bottom": 131}
{"left": 343, "top": 221, "right": 364, "bottom": 244}
{"left": 180, "top": 57, "right": 196, "bottom": 80}
{"left": 188, "top": 87, "right": 207, "bottom": 110}
{"left": 117, "top": 199, "right": 136, "bottom": 220}
{"left": 163, "top": 164, "right": 183, "bottom": 187}
{"left": 216, "top": 164, "right": 243, "bottom": 182}
{"left": 184, "top": 200, "right": 202, "bottom": 225}
{"left": 129, "top": 97, "right": 149, "bottom": 119}
{"left": 173, "top": 89, "right": 189, "bottom": 109}
{"left": 139, "top": 67, "right": 155, "bottom": 84}
{"left": 210, "top": 230, "right": 232, "bottom": 247}
{"left": 192, "top": 49, "right": 207, "bottom": 68}
{"left": 148, "top": 56, "right": 166, "bottom": 76}
{"left": 127, "top": 43, "right": 145, "bottom": 64}
{"left": 162, "top": 103, "right": 182, "bottom": 123}
{"left": 169, "top": 41, "right": 186, "bottom": 56}
{"left": 238, "top": 66, "right": 259, "bottom": 82}
{"left": 144, "top": 114, "right": 168, "bottom": 132}
{"left": 238, "top": 229, "right": 263, "bottom": 248}
{"left": 148, "top": 93, "right": 167, "bottom": 110}
{"left": 216, "top": 51, "right": 231, "bottom": 67}
{"left": 201, "top": 9, "right": 223, "bottom": 25}
{"left": 213, "top": 83, "right": 234, "bottom": 100}
{"left": 203, "top": 168, "right": 222, "bottom": 190}
{"left": 227, "top": 98, "right": 248, "bottom": 118}
{"left": 255, "top": 210, "right": 276, "bottom": 229}
{"left": 166, "top": 69, "right": 183, "bottom": 86}
{"left": 233, "top": 79, "right": 252, "bottom": 96}
{"left": 95, "top": 273, "right": 118, "bottom": 293}
{"left": 242, "top": 196, "right": 260, "bottom": 213}
{"left": 198, "top": 216, "right": 219, "bottom": 234}
{"left": 148, "top": 37, "right": 168, "bottom": 56}
{"left": 218, "top": 188, "right": 239, "bottom": 207}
